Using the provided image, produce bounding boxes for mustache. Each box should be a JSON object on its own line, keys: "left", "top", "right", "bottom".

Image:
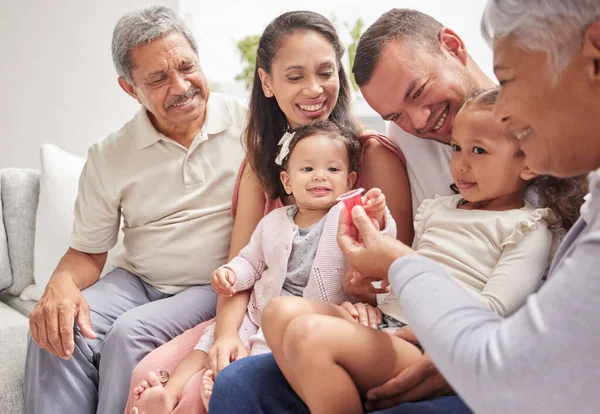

{"left": 166, "top": 87, "right": 201, "bottom": 108}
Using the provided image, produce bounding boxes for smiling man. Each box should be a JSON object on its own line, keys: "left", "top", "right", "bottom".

{"left": 23, "top": 6, "right": 246, "bottom": 414}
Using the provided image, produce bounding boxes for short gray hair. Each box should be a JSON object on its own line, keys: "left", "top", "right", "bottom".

{"left": 112, "top": 5, "right": 198, "bottom": 84}
{"left": 481, "top": 0, "right": 600, "bottom": 74}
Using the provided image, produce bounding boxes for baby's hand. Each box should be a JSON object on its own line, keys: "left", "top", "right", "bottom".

{"left": 211, "top": 267, "right": 236, "bottom": 296}
{"left": 363, "top": 188, "right": 386, "bottom": 230}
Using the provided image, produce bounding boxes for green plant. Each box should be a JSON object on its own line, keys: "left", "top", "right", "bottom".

{"left": 235, "top": 35, "right": 260, "bottom": 90}
{"left": 345, "top": 18, "right": 364, "bottom": 92}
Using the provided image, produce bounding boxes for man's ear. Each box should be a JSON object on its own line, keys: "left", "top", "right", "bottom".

{"left": 520, "top": 165, "right": 538, "bottom": 182}
{"left": 118, "top": 77, "right": 142, "bottom": 104}
{"left": 280, "top": 170, "right": 292, "bottom": 194}
{"left": 258, "top": 68, "right": 273, "bottom": 98}
{"left": 583, "top": 20, "right": 600, "bottom": 79}
{"left": 347, "top": 171, "right": 357, "bottom": 190}
{"left": 438, "top": 27, "right": 468, "bottom": 66}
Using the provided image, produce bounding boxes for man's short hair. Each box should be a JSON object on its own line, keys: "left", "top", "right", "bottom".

{"left": 111, "top": 5, "right": 197, "bottom": 84}
{"left": 353, "top": 9, "right": 444, "bottom": 86}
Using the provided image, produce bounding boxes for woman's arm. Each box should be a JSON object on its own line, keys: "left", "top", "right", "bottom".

{"left": 208, "top": 163, "right": 266, "bottom": 373}
{"left": 361, "top": 140, "right": 413, "bottom": 245}
{"left": 390, "top": 224, "right": 600, "bottom": 414}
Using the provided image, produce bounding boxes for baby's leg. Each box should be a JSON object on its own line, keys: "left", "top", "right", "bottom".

{"left": 282, "top": 314, "right": 422, "bottom": 414}
{"left": 261, "top": 297, "right": 358, "bottom": 402}
{"left": 201, "top": 314, "right": 257, "bottom": 410}
{"left": 133, "top": 349, "right": 208, "bottom": 414}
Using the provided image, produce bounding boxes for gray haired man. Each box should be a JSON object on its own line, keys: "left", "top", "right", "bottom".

{"left": 24, "top": 6, "right": 247, "bottom": 413}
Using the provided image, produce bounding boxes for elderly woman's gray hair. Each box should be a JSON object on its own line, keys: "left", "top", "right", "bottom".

{"left": 112, "top": 5, "right": 198, "bottom": 84}
{"left": 481, "top": 0, "right": 600, "bottom": 73}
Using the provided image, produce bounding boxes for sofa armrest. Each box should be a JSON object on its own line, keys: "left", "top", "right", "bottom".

{"left": 0, "top": 171, "right": 10, "bottom": 291}
{"left": 1, "top": 168, "right": 40, "bottom": 296}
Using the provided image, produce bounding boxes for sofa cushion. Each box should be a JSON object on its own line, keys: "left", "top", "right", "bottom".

{"left": 1, "top": 169, "right": 40, "bottom": 296}
{"left": 20, "top": 145, "right": 85, "bottom": 301}
{"left": 0, "top": 172, "right": 11, "bottom": 291}
{"left": 20, "top": 144, "right": 124, "bottom": 302}
{"left": 0, "top": 302, "right": 28, "bottom": 414}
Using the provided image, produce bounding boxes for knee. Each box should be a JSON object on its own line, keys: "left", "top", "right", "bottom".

{"left": 262, "top": 296, "right": 309, "bottom": 333}
{"left": 104, "top": 310, "right": 152, "bottom": 349}
{"left": 282, "top": 314, "right": 327, "bottom": 362}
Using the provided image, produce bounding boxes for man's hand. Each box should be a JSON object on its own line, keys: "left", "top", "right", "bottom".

{"left": 364, "top": 327, "right": 453, "bottom": 411}
{"left": 206, "top": 333, "right": 249, "bottom": 375}
{"left": 339, "top": 302, "right": 382, "bottom": 329}
{"left": 211, "top": 267, "right": 236, "bottom": 296}
{"left": 337, "top": 205, "right": 415, "bottom": 283}
{"left": 29, "top": 273, "right": 97, "bottom": 359}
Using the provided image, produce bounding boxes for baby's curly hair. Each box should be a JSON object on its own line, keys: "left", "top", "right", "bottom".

{"left": 455, "top": 88, "right": 588, "bottom": 230}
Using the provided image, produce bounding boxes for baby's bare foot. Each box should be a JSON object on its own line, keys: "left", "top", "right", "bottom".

{"left": 132, "top": 371, "right": 176, "bottom": 414}
{"left": 201, "top": 369, "right": 215, "bottom": 410}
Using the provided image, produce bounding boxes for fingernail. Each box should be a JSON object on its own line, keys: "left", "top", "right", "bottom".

{"left": 66, "top": 349, "right": 72, "bottom": 356}
{"left": 371, "top": 323, "right": 377, "bottom": 329}
{"left": 366, "top": 392, "right": 376, "bottom": 400}
{"left": 362, "top": 321, "right": 368, "bottom": 326}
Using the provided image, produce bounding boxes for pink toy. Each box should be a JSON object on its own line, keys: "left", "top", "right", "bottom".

{"left": 337, "top": 188, "right": 364, "bottom": 217}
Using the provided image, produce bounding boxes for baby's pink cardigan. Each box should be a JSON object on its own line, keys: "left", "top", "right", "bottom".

{"left": 225, "top": 202, "right": 397, "bottom": 327}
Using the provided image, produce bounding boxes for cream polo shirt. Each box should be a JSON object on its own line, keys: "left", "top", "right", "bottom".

{"left": 71, "top": 92, "right": 247, "bottom": 294}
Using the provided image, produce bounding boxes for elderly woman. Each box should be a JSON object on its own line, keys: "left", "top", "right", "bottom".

{"left": 330, "top": 1, "right": 600, "bottom": 413}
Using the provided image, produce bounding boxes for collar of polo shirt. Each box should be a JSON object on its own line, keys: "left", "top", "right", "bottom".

{"left": 133, "top": 92, "right": 235, "bottom": 150}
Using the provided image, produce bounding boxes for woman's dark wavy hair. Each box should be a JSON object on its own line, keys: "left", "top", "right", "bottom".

{"left": 451, "top": 88, "right": 588, "bottom": 231}
{"left": 279, "top": 120, "right": 361, "bottom": 174}
{"left": 244, "top": 11, "right": 356, "bottom": 199}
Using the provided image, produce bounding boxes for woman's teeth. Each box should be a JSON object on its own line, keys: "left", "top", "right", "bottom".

{"left": 298, "top": 102, "right": 324, "bottom": 112}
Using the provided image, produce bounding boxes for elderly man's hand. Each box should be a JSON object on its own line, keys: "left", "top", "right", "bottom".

{"left": 29, "top": 273, "right": 96, "bottom": 359}
{"left": 337, "top": 205, "right": 416, "bottom": 284}
{"left": 364, "top": 327, "right": 454, "bottom": 411}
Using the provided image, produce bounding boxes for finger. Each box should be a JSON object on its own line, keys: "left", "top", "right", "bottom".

{"left": 216, "top": 347, "right": 231, "bottom": 373}
{"left": 366, "top": 378, "right": 449, "bottom": 410}
{"left": 366, "top": 305, "right": 379, "bottom": 329}
{"left": 218, "top": 271, "right": 232, "bottom": 291}
{"left": 226, "top": 270, "right": 236, "bottom": 286}
{"left": 351, "top": 206, "right": 379, "bottom": 242}
{"left": 340, "top": 302, "right": 359, "bottom": 319}
{"left": 46, "top": 308, "right": 66, "bottom": 357}
{"left": 355, "top": 303, "right": 369, "bottom": 327}
{"left": 235, "top": 344, "right": 249, "bottom": 360}
{"left": 394, "top": 326, "right": 419, "bottom": 343}
{"left": 363, "top": 188, "right": 382, "bottom": 204}
{"left": 34, "top": 315, "right": 51, "bottom": 353}
{"left": 58, "top": 302, "right": 76, "bottom": 357}
{"left": 207, "top": 348, "right": 218, "bottom": 372}
{"left": 367, "top": 362, "right": 423, "bottom": 399}
{"left": 29, "top": 319, "right": 41, "bottom": 348}
{"left": 76, "top": 302, "right": 97, "bottom": 339}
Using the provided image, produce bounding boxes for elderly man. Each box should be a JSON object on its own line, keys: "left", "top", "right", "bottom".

{"left": 209, "top": 9, "right": 494, "bottom": 414}
{"left": 24, "top": 6, "right": 246, "bottom": 414}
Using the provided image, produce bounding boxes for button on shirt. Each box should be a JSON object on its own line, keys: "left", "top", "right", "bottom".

{"left": 71, "top": 92, "right": 247, "bottom": 293}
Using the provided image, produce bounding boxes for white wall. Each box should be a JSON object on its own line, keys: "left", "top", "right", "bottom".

{"left": 181, "top": 0, "right": 494, "bottom": 85}
{"left": 0, "top": 0, "right": 493, "bottom": 169}
{"left": 0, "top": 0, "right": 178, "bottom": 169}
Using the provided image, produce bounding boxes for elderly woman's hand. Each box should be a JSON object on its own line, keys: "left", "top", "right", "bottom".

{"left": 337, "top": 205, "right": 416, "bottom": 285}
